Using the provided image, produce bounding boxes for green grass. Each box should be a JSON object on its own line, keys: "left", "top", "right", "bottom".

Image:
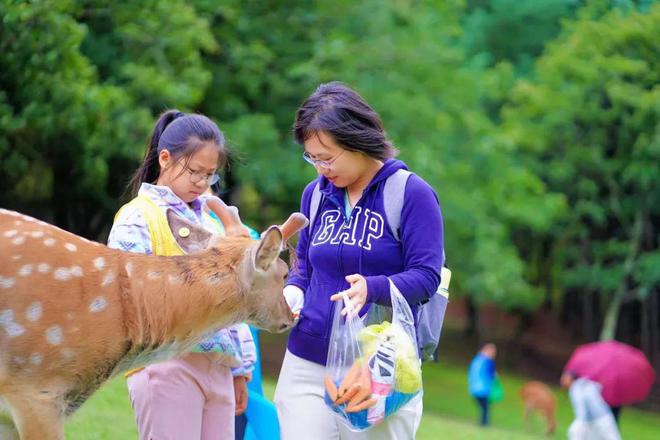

{"left": 65, "top": 376, "right": 138, "bottom": 440}
{"left": 421, "top": 360, "right": 660, "bottom": 440}
{"left": 53, "top": 361, "right": 660, "bottom": 439}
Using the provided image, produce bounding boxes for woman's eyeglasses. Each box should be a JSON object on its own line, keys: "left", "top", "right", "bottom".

{"left": 302, "top": 150, "right": 345, "bottom": 170}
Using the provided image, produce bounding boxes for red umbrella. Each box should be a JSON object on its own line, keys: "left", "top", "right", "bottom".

{"left": 563, "top": 340, "right": 656, "bottom": 407}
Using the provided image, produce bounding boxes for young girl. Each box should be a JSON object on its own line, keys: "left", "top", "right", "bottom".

{"left": 276, "top": 82, "right": 444, "bottom": 439}
{"left": 107, "top": 110, "right": 256, "bottom": 440}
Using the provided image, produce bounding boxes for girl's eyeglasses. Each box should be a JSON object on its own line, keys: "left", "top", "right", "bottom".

{"left": 302, "top": 150, "right": 345, "bottom": 170}
{"left": 181, "top": 163, "right": 221, "bottom": 186}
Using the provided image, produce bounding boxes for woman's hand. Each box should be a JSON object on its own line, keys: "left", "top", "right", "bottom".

{"left": 330, "top": 274, "right": 368, "bottom": 317}
{"left": 233, "top": 375, "right": 250, "bottom": 415}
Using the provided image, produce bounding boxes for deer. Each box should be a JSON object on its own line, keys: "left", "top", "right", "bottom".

{"left": 0, "top": 201, "right": 307, "bottom": 440}
{"left": 520, "top": 380, "right": 557, "bottom": 436}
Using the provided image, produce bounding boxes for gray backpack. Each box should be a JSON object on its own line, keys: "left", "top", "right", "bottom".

{"left": 308, "top": 169, "right": 450, "bottom": 362}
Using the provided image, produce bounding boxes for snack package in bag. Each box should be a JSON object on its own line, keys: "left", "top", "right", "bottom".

{"left": 324, "top": 280, "right": 422, "bottom": 431}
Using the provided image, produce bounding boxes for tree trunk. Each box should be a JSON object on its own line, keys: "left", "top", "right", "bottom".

{"left": 600, "top": 212, "right": 642, "bottom": 341}
{"left": 465, "top": 297, "right": 478, "bottom": 337}
{"left": 641, "top": 293, "right": 649, "bottom": 353}
{"left": 651, "top": 289, "right": 659, "bottom": 370}
{"left": 600, "top": 291, "right": 623, "bottom": 341}
{"left": 583, "top": 290, "right": 594, "bottom": 341}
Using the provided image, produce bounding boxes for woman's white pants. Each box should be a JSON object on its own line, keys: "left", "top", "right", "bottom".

{"left": 275, "top": 350, "right": 423, "bottom": 440}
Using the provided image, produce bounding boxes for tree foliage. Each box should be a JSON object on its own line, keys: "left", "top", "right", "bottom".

{"left": 500, "top": 3, "right": 660, "bottom": 338}
{"left": 1, "top": 0, "right": 658, "bottom": 336}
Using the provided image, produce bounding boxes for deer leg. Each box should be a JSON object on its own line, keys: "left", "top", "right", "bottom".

{"left": 523, "top": 404, "right": 532, "bottom": 432}
{"left": 2, "top": 392, "right": 65, "bottom": 440}
{"left": 545, "top": 411, "right": 556, "bottom": 436}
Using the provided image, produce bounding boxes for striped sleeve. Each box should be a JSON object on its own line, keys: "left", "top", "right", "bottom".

{"left": 230, "top": 323, "right": 257, "bottom": 377}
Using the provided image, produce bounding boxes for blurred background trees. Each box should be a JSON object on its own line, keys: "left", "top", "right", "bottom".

{"left": 1, "top": 0, "right": 658, "bottom": 368}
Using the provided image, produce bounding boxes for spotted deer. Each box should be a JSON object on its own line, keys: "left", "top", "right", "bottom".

{"left": 0, "top": 204, "right": 306, "bottom": 440}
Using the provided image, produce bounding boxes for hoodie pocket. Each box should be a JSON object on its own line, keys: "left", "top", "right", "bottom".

{"left": 297, "top": 281, "right": 337, "bottom": 339}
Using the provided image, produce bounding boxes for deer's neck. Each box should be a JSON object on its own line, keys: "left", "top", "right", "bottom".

{"left": 119, "top": 249, "right": 248, "bottom": 348}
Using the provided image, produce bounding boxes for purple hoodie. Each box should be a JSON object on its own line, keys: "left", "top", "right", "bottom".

{"left": 286, "top": 159, "right": 444, "bottom": 365}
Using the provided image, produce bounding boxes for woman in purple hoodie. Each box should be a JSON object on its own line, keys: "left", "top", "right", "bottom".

{"left": 274, "top": 82, "right": 444, "bottom": 439}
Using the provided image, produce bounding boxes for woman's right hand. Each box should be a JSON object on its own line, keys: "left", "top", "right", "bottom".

{"left": 283, "top": 285, "right": 304, "bottom": 320}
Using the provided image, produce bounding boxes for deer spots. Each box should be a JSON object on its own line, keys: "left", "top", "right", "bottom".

{"left": 101, "top": 271, "right": 116, "bottom": 287}
{"left": 0, "top": 309, "right": 25, "bottom": 338}
{"left": 3, "top": 230, "right": 18, "bottom": 238}
{"left": 147, "top": 271, "right": 161, "bottom": 280}
{"left": 29, "top": 231, "right": 44, "bottom": 238}
{"left": 89, "top": 296, "right": 108, "bottom": 313}
{"left": 43, "top": 238, "right": 56, "bottom": 247}
{"left": 37, "top": 263, "right": 51, "bottom": 274}
{"left": 125, "top": 262, "right": 134, "bottom": 277}
{"left": 93, "top": 257, "right": 106, "bottom": 270}
{"left": 168, "top": 274, "right": 183, "bottom": 285}
{"left": 11, "top": 236, "right": 26, "bottom": 245}
{"left": 18, "top": 264, "right": 33, "bottom": 277}
{"left": 46, "top": 326, "right": 64, "bottom": 345}
{"left": 54, "top": 266, "right": 84, "bottom": 281}
{"left": 70, "top": 266, "right": 83, "bottom": 277}
{"left": 64, "top": 243, "right": 77, "bottom": 252}
{"left": 26, "top": 302, "right": 43, "bottom": 322}
{"left": 61, "top": 348, "right": 75, "bottom": 360}
{"left": 54, "top": 267, "right": 72, "bottom": 281}
{"left": 0, "top": 276, "right": 16, "bottom": 289}
{"left": 30, "top": 353, "right": 43, "bottom": 365}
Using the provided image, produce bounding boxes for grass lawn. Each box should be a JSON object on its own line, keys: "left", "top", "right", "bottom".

{"left": 55, "top": 360, "right": 659, "bottom": 439}
{"left": 420, "top": 360, "right": 660, "bottom": 439}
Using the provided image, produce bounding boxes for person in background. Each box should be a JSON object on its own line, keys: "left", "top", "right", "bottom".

{"left": 468, "top": 343, "right": 497, "bottom": 427}
{"left": 108, "top": 110, "right": 255, "bottom": 440}
{"left": 561, "top": 371, "right": 622, "bottom": 440}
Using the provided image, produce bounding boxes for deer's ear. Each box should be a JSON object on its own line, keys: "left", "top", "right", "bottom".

{"left": 253, "top": 226, "right": 282, "bottom": 271}
{"left": 166, "top": 209, "right": 213, "bottom": 255}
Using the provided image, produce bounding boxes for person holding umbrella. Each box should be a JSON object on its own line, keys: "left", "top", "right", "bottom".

{"left": 563, "top": 340, "right": 656, "bottom": 424}
{"left": 560, "top": 371, "right": 621, "bottom": 440}
{"left": 561, "top": 340, "right": 656, "bottom": 439}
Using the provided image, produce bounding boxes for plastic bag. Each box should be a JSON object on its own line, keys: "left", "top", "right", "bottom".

{"left": 489, "top": 376, "right": 504, "bottom": 403}
{"left": 324, "top": 280, "right": 423, "bottom": 431}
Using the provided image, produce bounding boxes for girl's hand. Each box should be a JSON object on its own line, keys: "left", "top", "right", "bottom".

{"left": 330, "top": 274, "right": 368, "bottom": 317}
{"left": 233, "top": 375, "right": 249, "bottom": 415}
{"left": 225, "top": 223, "right": 251, "bottom": 238}
{"left": 205, "top": 196, "right": 250, "bottom": 237}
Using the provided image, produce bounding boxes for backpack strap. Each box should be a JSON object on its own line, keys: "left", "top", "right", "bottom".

{"left": 309, "top": 181, "right": 322, "bottom": 230}
{"left": 383, "top": 169, "right": 412, "bottom": 242}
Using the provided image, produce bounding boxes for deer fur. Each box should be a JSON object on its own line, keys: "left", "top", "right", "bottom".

{"left": 0, "top": 208, "right": 306, "bottom": 440}
{"left": 520, "top": 380, "right": 557, "bottom": 436}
